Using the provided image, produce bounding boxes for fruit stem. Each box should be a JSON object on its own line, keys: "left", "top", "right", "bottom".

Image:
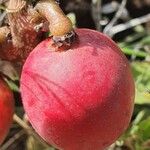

{"left": 35, "top": 0, "right": 73, "bottom": 36}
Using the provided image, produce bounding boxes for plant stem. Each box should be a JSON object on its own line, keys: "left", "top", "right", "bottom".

{"left": 0, "top": 130, "right": 25, "bottom": 150}
{"left": 13, "top": 114, "right": 50, "bottom": 148}
{"left": 35, "top": 0, "right": 73, "bottom": 36}
{"left": 91, "top": 0, "right": 102, "bottom": 31}
{"left": 103, "top": 0, "right": 127, "bottom": 35}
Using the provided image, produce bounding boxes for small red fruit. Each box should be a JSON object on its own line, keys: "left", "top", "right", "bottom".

{"left": 21, "top": 29, "right": 135, "bottom": 150}
{"left": 0, "top": 76, "right": 14, "bottom": 145}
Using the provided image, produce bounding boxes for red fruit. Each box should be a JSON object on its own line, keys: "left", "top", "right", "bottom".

{"left": 0, "top": 77, "right": 14, "bottom": 145}
{"left": 20, "top": 29, "right": 135, "bottom": 150}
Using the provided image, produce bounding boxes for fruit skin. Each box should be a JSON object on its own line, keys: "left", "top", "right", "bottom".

{"left": 21, "top": 29, "right": 135, "bottom": 150}
{"left": 0, "top": 77, "right": 14, "bottom": 145}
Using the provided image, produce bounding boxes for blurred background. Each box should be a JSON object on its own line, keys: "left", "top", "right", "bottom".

{"left": 0, "top": 0, "right": 150, "bottom": 150}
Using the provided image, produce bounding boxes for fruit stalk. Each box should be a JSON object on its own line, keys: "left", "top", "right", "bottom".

{"left": 35, "top": 0, "right": 73, "bottom": 36}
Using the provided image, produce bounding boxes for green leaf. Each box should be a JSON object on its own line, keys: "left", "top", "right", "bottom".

{"left": 140, "top": 36, "right": 150, "bottom": 45}
{"left": 136, "top": 117, "right": 150, "bottom": 141}
{"left": 131, "top": 62, "right": 150, "bottom": 104}
{"left": 122, "top": 47, "right": 148, "bottom": 58}
{"left": 4, "top": 79, "right": 19, "bottom": 92}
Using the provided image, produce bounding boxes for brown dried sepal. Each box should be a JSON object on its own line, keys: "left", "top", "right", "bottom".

{"left": 0, "top": 0, "right": 46, "bottom": 63}
{"left": 51, "top": 30, "right": 77, "bottom": 50}
{"left": 46, "top": 30, "right": 77, "bottom": 52}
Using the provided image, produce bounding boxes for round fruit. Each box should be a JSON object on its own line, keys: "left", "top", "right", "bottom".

{"left": 0, "top": 76, "right": 14, "bottom": 145}
{"left": 20, "top": 29, "right": 135, "bottom": 150}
